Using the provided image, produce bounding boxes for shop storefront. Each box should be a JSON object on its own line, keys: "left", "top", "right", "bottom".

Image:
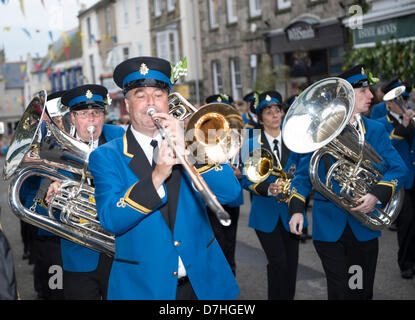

{"left": 265, "top": 15, "right": 348, "bottom": 97}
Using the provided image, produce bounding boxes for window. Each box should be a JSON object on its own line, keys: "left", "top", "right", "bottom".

{"left": 230, "top": 58, "right": 242, "bottom": 99}
{"left": 89, "top": 54, "right": 96, "bottom": 83}
{"left": 212, "top": 60, "right": 223, "bottom": 94}
{"left": 105, "top": 7, "right": 111, "bottom": 36}
{"left": 122, "top": 0, "right": 129, "bottom": 26}
{"left": 277, "top": 0, "right": 291, "bottom": 10}
{"left": 135, "top": 0, "right": 141, "bottom": 22}
{"left": 208, "top": 0, "right": 219, "bottom": 29}
{"left": 156, "top": 29, "right": 179, "bottom": 63}
{"left": 123, "top": 47, "right": 130, "bottom": 60}
{"left": 226, "top": 0, "right": 237, "bottom": 24}
{"left": 249, "top": 0, "right": 261, "bottom": 17}
{"left": 86, "top": 17, "right": 92, "bottom": 45}
{"left": 154, "top": 0, "right": 161, "bottom": 17}
{"left": 137, "top": 42, "right": 143, "bottom": 56}
{"left": 167, "top": 0, "right": 176, "bottom": 12}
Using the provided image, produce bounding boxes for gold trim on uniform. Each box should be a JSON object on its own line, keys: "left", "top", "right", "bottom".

{"left": 123, "top": 184, "right": 152, "bottom": 214}
{"left": 123, "top": 134, "right": 134, "bottom": 158}
{"left": 288, "top": 188, "right": 306, "bottom": 204}
{"left": 390, "top": 129, "right": 405, "bottom": 140}
{"left": 377, "top": 179, "right": 398, "bottom": 202}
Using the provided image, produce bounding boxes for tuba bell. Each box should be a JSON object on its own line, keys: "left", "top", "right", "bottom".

{"left": 3, "top": 90, "right": 114, "bottom": 255}
{"left": 281, "top": 77, "right": 404, "bottom": 230}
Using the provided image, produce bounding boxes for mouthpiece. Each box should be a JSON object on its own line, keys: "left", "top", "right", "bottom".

{"left": 87, "top": 126, "right": 96, "bottom": 134}
{"left": 147, "top": 108, "right": 156, "bottom": 117}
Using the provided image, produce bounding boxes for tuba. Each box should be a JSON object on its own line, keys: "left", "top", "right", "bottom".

{"left": 282, "top": 77, "right": 404, "bottom": 230}
{"left": 3, "top": 90, "right": 114, "bottom": 255}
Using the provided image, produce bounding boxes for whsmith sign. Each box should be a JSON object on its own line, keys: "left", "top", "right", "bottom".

{"left": 353, "top": 14, "right": 415, "bottom": 46}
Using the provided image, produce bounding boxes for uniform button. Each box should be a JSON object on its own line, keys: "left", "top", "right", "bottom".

{"left": 174, "top": 241, "right": 180, "bottom": 247}
{"left": 172, "top": 271, "right": 178, "bottom": 276}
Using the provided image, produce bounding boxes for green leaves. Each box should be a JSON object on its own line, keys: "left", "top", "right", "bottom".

{"left": 343, "top": 40, "right": 415, "bottom": 82}
{"left": 170, "top": 56, "right": 188, "bottom": 84}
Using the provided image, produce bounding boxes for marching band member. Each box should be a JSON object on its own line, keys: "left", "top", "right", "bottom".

{"left": 88, "top": 56, "right": 241, "bottom": 300}
{"left": 376, "top": 77, "right": 415, "bottom": 279}
{"left": 46, "top": 85, "right": 124, "bottom": 299}
{"left": 240, "top": 90, "right": 305, "bottom": 300}
{"left": 288, "top": 65, "right": 408, "bottom": 300}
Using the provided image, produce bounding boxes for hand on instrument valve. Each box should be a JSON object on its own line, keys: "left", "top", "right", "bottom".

{"left": 402, "top": 108, "right": 415, "bottom": 128}
{"left": 151, "top": 112, "right": 188, "bottom": 190}
{"left": 268, "top": 180, "right": 283, "bottom": 197}
{"left": 45, "top": 181, "right": 62, "bottom": 204}
{"left": 230, "top": 164, "right": 242, "bottom": 179}
{"left": 351, "top": 193, "right": 379, "bottom": 214}
{"left": 289, "top": 213, "right": 304, "bottom": 235}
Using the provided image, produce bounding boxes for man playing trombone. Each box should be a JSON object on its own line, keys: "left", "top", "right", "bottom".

{"left": 377, "top": 77, "right": 415, "bottom": 279}
{"left": 88, "top": 56, "right": 241, "bottom": 300}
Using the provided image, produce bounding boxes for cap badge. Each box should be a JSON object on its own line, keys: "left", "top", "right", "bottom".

{"left": 139, "top": 63, "right": 149, "bottom": 75}
{"left": 85, "top": 90, "right": 93, "bottom": 99}
{"left": 361, "top": 67, "right": 365, "bottom": 75}
{"left": 266, "top": 95, "right": 271, "bottom": 101}
{"left": 217, "top": 97, "right": 222, "bottom": 102}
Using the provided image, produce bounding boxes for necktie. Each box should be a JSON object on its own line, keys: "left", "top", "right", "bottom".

{"left": 273, "top": 139, "right": 279, "bottom": 159}
{"left": 150, "top": 139, "right": 158, "bottom": 168}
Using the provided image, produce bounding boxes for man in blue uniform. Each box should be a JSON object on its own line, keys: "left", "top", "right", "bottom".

{"left": 46, "top": 84, "right": 124, "bottom": 299}
{"left": 288, "top": 65, "right": 408, "bottom": 299}
{"left": 376, "top": 77, "right": 415, "bottom": 279}
{"left": 240, "top": 90, "right": 304, "bottom": 299}
{"left": 88, "top": 56, "right": 241, "bottom": 300}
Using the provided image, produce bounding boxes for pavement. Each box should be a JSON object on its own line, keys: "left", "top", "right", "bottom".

{"left": 0, "top": 155, "right": 414, "bottom": 300}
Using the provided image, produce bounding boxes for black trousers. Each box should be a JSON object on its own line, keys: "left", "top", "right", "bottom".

{"left": 313, "top": 223, "right": 378, "bottom": 300}
{"left": 33, "top": 236, "right": 64, "bottom": 300}
{"left": 63, "top": 253, "right": 113, "bottom": 300}
{"left": 207, "top": 205, "right": 240, "bottom": 274}
{"left": 396, "top": 188, "right": 415, "bottom": 271}
{"left": 255, "top": 220, "right": 299, "bottom": 300}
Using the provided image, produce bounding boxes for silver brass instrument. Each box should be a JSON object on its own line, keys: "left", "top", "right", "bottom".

{"left": 4, "top": 90, "right": 114, "bottom": 255}
{"left": 282, "top": 77, "right": 404, "bottom": 230}
{"left": 243, "top": 148, "right": 292, "bottom": 202}
{"left": 148, "top": 92, "right": 245, "bottom": 226}
{"left": 383, "top": 85, "right": 415, "bottom": 125}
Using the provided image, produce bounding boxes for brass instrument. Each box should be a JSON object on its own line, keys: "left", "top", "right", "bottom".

{"left": 4, "top": 90, "right": 114, "bottom": 255}
{"left": 148, "top": 92, "right": 245, "bottom": 226}
{"left": 243, "top": 148, "right": 292, "bottom": 202}
{"left": 383, "top": 85, "right": 415, "bottom": 126}
{"left": 282, "top": 77, "right": 404, "bottom": 230}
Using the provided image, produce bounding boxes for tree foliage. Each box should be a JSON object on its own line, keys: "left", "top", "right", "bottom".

{"left": 343, "top": 40, "right": 415, "bottom": 83}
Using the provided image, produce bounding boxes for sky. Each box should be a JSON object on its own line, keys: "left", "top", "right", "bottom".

{"left": 0, "top": 0, "right": 99, "bottom": 62}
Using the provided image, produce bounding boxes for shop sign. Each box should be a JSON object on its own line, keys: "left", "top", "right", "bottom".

{"left": 285, "top": 21, "right": 316, "bottom": 41}
{"left": 353, "top": 14, "right": 415, "bottom": 45}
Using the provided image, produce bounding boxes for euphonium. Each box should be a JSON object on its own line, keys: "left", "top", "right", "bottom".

{"left": 3, "top": 90, "right": 114, "bottom": 255}
{"left": 281, "top": 77, "right": 404, "bottom": 230}
{"left": 243, "top": 148, "right": 292, "bottom": 202}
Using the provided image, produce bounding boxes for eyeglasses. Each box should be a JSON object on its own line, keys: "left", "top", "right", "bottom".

{"left": 73, "top": 109, "right": 104, "bottom": 119}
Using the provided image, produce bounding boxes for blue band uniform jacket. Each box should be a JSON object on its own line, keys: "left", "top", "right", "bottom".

{"left": 377, "top": 113, "right": 415, "bottom": 190}
{"left": 240, "top": 130, "right": 307, "bottom": 233}
{"left": 88, "top": 127, "right": 241, "bottom": 300}
{"left": 288, "top": 117, "right": 408, "bottom": 242}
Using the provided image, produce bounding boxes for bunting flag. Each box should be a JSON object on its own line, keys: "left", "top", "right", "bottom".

{"left": 3, "top": 26, "right": 11, "bottom": 31}
{"left": 22, "top": 28, "right": 31, "bottom": 39}
{"left": 48, "top": 48, "right": 55, "bottom": 61}
{"left": 61, "top": 31, "right": 71, "bottom": 47}
{"left": 19, "top": 0, "right": 25, "bottom": 16}
{"left": 40, "top": 0, "right": 45, "bottom": 8}
{"left": 63, "top": 47, "right": 70, "bottom": 59}
{"left": 20, "top": 64, "right": 26, "bottom": 73}
{"left": 48, "top": 31, "right": 54, "bottom": 42}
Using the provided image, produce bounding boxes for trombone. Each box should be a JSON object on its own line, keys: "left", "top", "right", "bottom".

{"left": 243, "top": 147, "right": 292, "bottom": 202}
{"left": 148, "top": 93, "right": 245, "bottom": 226}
